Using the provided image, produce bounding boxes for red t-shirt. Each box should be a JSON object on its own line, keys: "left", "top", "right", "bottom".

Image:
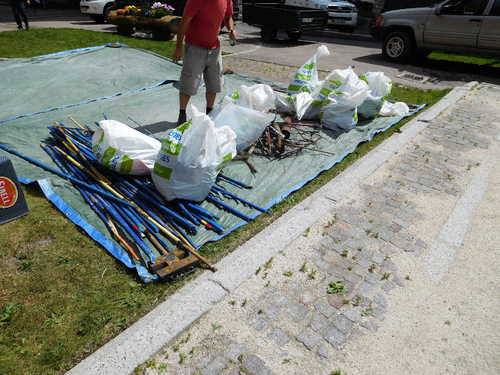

{"left": 184, "top": 0, "right": 233, "bottom": 49}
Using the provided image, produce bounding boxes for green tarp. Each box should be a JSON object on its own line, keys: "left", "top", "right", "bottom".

{"left": 0, "top": 44, "right": 421, "bottom": 281}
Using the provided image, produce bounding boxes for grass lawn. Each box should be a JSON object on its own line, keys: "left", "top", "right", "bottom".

{"left": 428, "top": 50, "right": 500, "bottom": 68}
{"left": 0, "top": 28, "right": 450, "bottom": 375}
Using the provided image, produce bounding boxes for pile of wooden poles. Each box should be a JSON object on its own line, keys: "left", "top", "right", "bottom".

{"left": 12, "top": 118, "right": 269, "bottom": 273}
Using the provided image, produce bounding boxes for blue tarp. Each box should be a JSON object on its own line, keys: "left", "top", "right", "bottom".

{"left": 0, "top": 44, "right": 422, "bottom": 282}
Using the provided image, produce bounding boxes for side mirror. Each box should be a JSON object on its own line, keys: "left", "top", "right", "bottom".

{"left": 436, "top": 5, "right": 443, "bottom": 15}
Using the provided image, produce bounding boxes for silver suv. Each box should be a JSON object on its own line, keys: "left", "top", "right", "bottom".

{"left": 371, "top": 0, "right": 500, "bottom": 62}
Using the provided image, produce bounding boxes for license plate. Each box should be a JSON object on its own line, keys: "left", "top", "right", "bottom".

{"left": 302, "top": 18, "right": 313, "bottom": 23}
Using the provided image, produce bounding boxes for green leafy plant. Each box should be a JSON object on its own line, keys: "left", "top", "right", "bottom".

{"left": 0, "top": 302, "right": 21, "bottom": 327}
{"left": 179, "top": 352, "right": 186, "bottom": 363}
{"left": 146, "top": 358, "right": 157, "bottom": 368}
{"left": 265, "top": 257, "right": 274, "bottom": 269}
{"left": 158, "top": 363, "right": 168, "bottom": 373}
{"left": 327, "top": 281, "right": 347, "bottom": 295}
{"left": 309, "top": 269, "right": 317, "bottom": 279}
{"left": 283, "top": 271, "right": 293, "bottom": 277}
{"left": 300, "top": 261, "right": 308, "bottom": 273}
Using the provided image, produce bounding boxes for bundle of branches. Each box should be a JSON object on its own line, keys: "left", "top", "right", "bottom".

{"left": 251, "top": 117, "right": 325, "bottom": 159}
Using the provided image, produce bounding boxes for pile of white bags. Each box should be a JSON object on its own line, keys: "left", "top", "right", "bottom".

{"left": 92, "top": 119, "right": 161, "bottom": 176}
{"left": 275, "top": 46, "right": 410, "bottom": 131}
{"left": 152, "top": 106, "right": 237, "bottom": 202}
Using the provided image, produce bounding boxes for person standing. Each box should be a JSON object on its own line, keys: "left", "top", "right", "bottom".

{"left": 11, "top": 0, "right": 30, "bottom": 30}
{"left": 172, "top": 0, "right": 237, "bottom": 125}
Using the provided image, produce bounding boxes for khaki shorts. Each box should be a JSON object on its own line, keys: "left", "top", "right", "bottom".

{"left": 179, "top": 43, "right": 223, "bottom": 96}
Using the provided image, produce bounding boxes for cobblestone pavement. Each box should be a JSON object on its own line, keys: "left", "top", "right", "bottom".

{"left": 112, "top": 84, "right": 499, "bottom": 375}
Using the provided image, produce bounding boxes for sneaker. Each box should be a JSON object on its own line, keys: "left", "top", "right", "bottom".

{"left": 17, "top": 26, "right": 22, "bottom": 30}
{"left": 177, "top": 113, "right": 187, "bottom": 126}
{"left": 25, "top": 25, "right": 29, "bottom": 30}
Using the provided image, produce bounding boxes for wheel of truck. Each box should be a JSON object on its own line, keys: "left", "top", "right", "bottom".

{"left": 103, "top": 5, "right": 113, "bottom": 23}
{"left": 261, "top": 23, "right": 277, "bottom": 43}
{"left": 91, "top": 14, "right": 105, "bottom": 23}
{"left": 382, "top": 31, "right": 414, "bottom": 63}
{"left": 340, "top": 26, "right": 355, "bottom": 34}
{"left": 286, "top": 30, "right": 302, "bottom": 41}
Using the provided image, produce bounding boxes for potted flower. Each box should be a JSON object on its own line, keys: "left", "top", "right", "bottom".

{"left": 108, "top": 2, "right": 180, "bottom": 40}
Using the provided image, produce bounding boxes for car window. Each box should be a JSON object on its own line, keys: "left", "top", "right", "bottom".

{"left": 441, "top": 0, "right": 489, "bottom": 15}
{"left": 489, "top": 0, "right": 500, "bottom": 15}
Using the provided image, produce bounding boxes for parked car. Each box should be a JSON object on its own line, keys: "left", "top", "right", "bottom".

{"left": 285, "top": 0, "right": 358, "bottom": 33}
{"left": 80, "top": 0, "right": 115, "bottom": 23}
{"left": 371, "top": 0, "right": 500, "bottom": 63}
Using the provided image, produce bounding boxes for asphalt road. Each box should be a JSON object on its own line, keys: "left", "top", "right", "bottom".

{"left": 2, "top": 4, "right": 500, "bottom": 90}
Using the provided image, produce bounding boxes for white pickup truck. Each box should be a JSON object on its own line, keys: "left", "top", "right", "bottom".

{"left": 286, "top": 0, "right": 358, "bottom": 33}
{"left": 370, "top": 0, "right": 500, "bottom": 62}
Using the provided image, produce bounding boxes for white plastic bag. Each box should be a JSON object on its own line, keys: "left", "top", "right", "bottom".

{"left": 92, "top": 119, "right": 161, "bottom": 176}
{"left": 287, "top": 45, "right": 330, "bottom": 96}
{"left": 275, "top": 92, "right": 296, "bottom": 116}
{"left": 230, "top": 84, "right": 275, "bottom": 112}
{"left": 152, "top": 107, "right": 236, "bottom": 202}
{"left": 310, "top": 67, "right": 354, "bottom": 103}
{"left": 320, "top": 72, "right": 368, "bottom": 132}
{"left": 274, "top": 91, "right": 314, "bottom": 120}
{"left": 294, "top": 92, "right": 314, "bottom": 120}
{"left": 358, "top": 72, "right": 392, "bottom": 120}
{"left": 379, "top": 101, "right": 410, "bottom": 117}
{"left": 213, "top": 99, "right": 273, "bottom": 151}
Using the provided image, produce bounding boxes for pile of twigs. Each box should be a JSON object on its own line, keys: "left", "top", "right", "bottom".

{"left": 242, "top": 117, "right": 327, "bottom": 162}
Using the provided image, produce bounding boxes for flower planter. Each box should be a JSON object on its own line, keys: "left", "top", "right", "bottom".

{"left": 108, "top": 11, "right": 181, "bottom": 40}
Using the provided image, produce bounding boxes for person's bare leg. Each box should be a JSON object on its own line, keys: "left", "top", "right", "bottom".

{"left": 206, "top": 92, "right": 217, "bottom": 114}
{"left": 178, "top": 91, "right": 191, "bottom": 125}
{"left": 180, "top": 91, "right": 191, "bottom": 111}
